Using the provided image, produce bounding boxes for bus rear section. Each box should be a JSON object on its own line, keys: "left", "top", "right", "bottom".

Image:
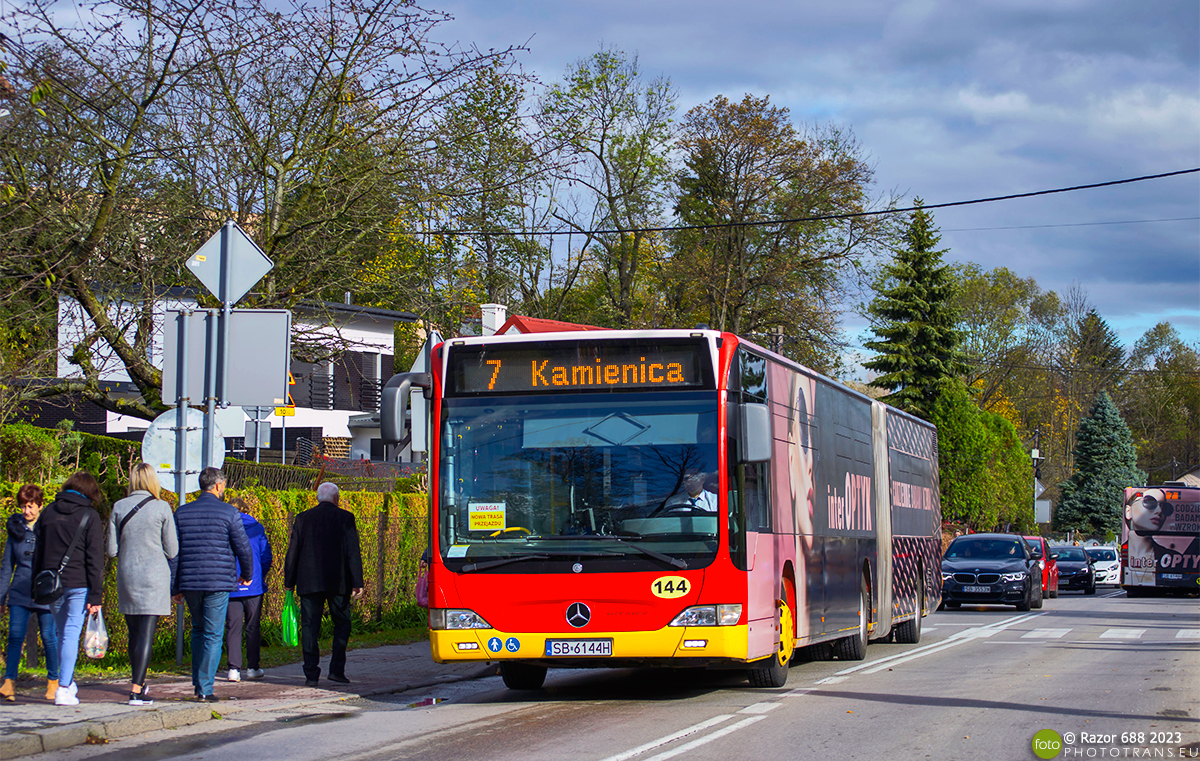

{"left": 1121, "top": 483, "right": 1200, "bottom": 596}
{"left": 417, "top": 329, "right": 940, "bottom": 689}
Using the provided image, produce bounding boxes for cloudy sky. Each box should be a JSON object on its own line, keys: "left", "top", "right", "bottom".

{"left": 436, "top": 0, "right": 1199, "bottom": 349}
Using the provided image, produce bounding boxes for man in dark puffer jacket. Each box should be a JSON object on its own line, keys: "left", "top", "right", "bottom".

{"left": 172, "top": 468, "right": 252, "bottom": 701}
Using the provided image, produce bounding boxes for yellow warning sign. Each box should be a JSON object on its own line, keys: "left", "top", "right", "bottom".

{"left": 468, "top": 502, "right": 506, "bottom": 532}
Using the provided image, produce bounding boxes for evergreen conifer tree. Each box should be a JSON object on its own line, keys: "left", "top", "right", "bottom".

{"left": 1055, "top": 392, "right": 1145, "bottom": 535}
{"left": 864, "top": 200, "right": 967, "bottom": 418}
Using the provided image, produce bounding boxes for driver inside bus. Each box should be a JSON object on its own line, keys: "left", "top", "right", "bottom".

{"left": 666, "top": 469, "right": 718, "bottom": 512}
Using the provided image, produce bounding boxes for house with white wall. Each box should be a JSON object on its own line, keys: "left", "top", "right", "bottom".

{"left": 55, "top": 288, "right": 417, "bottom": 461}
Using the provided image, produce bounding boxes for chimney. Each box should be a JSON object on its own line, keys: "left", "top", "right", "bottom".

{"left": 481, "top": 304, "right": 507, "bottom": 336}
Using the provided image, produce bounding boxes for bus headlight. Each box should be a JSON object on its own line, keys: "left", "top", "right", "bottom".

{"left": 429, "top": 608, "right": 492, "bottom": 630}
{"left": 669, "top": 604, "right": 742, "bottom": 627}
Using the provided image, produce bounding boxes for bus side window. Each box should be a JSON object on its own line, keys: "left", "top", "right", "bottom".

{"left": 743, "top": 461, "right": 770, "bottom": 532}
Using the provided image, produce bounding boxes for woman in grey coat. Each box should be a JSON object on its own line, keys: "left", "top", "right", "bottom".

{"left": 107, "top": 464, "right": 178, "bottom": 706}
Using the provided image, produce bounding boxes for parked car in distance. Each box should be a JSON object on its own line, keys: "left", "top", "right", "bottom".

{"left": 1024, "top": 536, "right": 1060, "bottom": 599}
{"left": 1084, "top": 546, "right": 1120, "bottom": 586}
{"left": 1052, "top": 546, "right": 1096, "bottom": 594}
{"left": 941, "top": 533, "right": 1043, "bottom": 611}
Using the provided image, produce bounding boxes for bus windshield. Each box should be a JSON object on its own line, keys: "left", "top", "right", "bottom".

{"left": 438, "top": 391, "right": 720, "bottom": 572}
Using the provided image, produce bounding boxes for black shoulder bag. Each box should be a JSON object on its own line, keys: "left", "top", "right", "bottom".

{"left": 33, "top": 511, "right": 90, "bottom": 605}
{"left": 118, "top": 496, "right": 156, "bottom": 539}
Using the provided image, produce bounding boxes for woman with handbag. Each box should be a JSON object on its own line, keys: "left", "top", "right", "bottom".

{"left": 1, "top": 484, "right": 61, "bottom": 702}
{"left": 107, "top": 464, "right": 178, "bottom": 706}
{"left": 33, "top": 472, "right": 104, "bottom": 706}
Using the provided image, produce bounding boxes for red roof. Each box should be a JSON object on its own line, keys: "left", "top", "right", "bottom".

{"left": 496, "top": 315, "right": 606, "bottom": 335}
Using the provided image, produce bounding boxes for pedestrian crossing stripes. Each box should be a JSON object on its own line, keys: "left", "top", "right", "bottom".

{"left": 1099, "top": 628, "right": 1146, "bottom": 639}
{"left": 1176, "top": 630, "right": 1200, "bottom": 639}
{"left": 1021, "top": 628, "right": 1071, "bottom": 639}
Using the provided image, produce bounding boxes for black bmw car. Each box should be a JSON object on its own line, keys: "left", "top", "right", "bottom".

{"left": 1053, "top": 546, "right": 1096, "bottom": 594}
{"left": 941, "top": 533, "right": 1042, "bottom": 610}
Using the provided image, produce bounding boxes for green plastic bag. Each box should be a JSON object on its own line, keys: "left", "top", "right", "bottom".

{"left": 282, "top": 590, "right": 300, "bottom": 647}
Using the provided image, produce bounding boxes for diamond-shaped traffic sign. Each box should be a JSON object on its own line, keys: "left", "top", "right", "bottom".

{"left": 1034, "top": 479, "right": 1047, "bottom": 499}
{"left": 185, "top": 221, "right": 273, "bottom": 304}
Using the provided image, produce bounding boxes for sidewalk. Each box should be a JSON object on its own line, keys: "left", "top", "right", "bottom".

{"left": 0, "top": 642, "right": 498, "bottom": 758}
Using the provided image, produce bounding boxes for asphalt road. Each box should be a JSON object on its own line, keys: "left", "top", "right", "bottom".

{"left": 58, "top": 588, "right": 1200, "bottom": 761}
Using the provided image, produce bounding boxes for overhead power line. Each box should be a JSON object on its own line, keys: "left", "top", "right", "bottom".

{"left": 943, "top": 216, "right": 1200, "bottom": 232}
{"left": 439, "top": 167, "right": 1200, "bottom": 237}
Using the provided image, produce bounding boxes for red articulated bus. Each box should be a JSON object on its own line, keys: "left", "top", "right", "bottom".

{"left": 384, "top": 329, "right": 941, "bottom": 689}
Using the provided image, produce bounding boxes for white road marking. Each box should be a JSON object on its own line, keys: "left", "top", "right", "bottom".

{"left": 1099, "top": 628, "right": 1145, "bottom": 639}
{"left": 598, "top": 715, "right": 734, "bottom": 761}
{"left": 782, "top": 687, "right": 816, "bottom": 697}
{"left": 1175, "top": 630, "right": 1200, "bottom": 639}
{"left": 737, "top": 702, "right": 782, "bottom": 714}
{"left": 642, "top": 716, "right": 768, "bottom": 761}
{"left": 841, "top": 613, "right": 1046, "bottom": 676}
{"left": 922, "top": 627, "right": 938, "bottom": 633}
{"left": 814, "top": 676, "right": 848, "bottom": 685}
{"left": 1021, "top": 628, "right": 1071, "bottom": 639}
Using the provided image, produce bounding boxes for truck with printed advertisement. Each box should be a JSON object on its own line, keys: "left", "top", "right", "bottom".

{"left": 383, "top": 329, "right": 942, "bottom": 688}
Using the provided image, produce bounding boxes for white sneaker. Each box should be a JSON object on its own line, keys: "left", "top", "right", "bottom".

{"left": 227, "top": 669, "right": 240, "bottom": 682}
{"left": 55, "top": 683, "right": 80, "bottom": 706}
{"left": 245, "top": 669, "right": 265, "bottom": 680}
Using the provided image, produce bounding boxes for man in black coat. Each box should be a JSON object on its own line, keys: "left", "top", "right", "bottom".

{"left": 284, "top": 482, "right": 363, "bottom": 686}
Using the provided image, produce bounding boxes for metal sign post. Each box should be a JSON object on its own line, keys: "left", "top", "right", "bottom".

{"left": 174, "top": 310, "right": 190, "bottom": 666}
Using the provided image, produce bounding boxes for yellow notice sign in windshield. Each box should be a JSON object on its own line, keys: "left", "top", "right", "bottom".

{"left": 468, "top": 502, "right": 506, "bottom": 532}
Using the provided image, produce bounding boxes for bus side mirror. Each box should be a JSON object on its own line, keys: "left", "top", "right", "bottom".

{"left": 738, "top": 403, "right": 771, "bottom": 463}
{"left": 381, "top": 372, "right": 431, "bottom": 445}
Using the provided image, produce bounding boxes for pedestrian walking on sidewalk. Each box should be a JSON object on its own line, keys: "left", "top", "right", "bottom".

{"left": 33, "top": 472, "right": 105, "bottom": 706}
{"left": 1, "top": 484, "right": 60, "bottom": 703}
{"left": 107, "top": 464, "right": 178, "bottom": 706}
{"left": 172, "top": 468, "right": 252, "bottom": 702}
{"left": 225, "top": 497, "right": 272, "bottom": 683}
{"left": 283, "top": 482, "right": 363, "bottom": 687}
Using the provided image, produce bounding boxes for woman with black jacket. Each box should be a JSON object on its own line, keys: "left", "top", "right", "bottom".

{"left": 1, "top": 484, "right": 61, "bottom": 702}
{"left": 33, "top": 472, "right": 105, "bottom": 706}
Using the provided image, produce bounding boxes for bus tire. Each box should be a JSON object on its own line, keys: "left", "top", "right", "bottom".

{"left": 833, "top": 579, "right": 869, "bottom": 661}
{"left": 894, "top": 586, "right": 922, "bottom": 644}
{"left": 500, "top": 663, "right": 547, "bottom": 690}
{"left": 748, "top": 592, "right": 795, "bottom": 688}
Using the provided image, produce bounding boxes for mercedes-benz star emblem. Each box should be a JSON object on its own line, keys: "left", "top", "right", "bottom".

{"left": 566, "top": 602, "right": 591, "bottom": 628}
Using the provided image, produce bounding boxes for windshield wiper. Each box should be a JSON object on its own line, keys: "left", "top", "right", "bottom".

{"left": 461, "top": 554, "right": 550, "bottom": 573}
{"left": 548, "top": 534, "right": 688, "bottom": 569}
{"left": 459, "top": 550, "right": 612, "bottom": 573}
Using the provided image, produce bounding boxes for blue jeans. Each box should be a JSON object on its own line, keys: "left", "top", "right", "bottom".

{"left": 183, "top": 591, "right": 229, "bottom": 697}
{"left": 49, "top": 588, "right": 87, "bottom": 689}
{"left": 5, "top": 604, "right": 60, "bottom": 681}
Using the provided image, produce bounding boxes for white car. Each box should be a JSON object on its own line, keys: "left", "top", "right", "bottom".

{"left": 1084, "top": 546, "right": 1120, "bottom": 586}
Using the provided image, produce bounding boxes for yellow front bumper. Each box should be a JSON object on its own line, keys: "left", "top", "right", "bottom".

{"left": 431, "top": 624, "right": 750, "bottom": 663}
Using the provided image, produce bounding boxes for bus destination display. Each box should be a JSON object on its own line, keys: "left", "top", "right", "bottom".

{"left": 451, "top": 343, "right": 707, "bottom": 395}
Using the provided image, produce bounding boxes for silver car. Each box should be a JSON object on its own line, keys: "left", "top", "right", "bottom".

{"left": 1084, "top": 546, "right": 1120, "bottom": 586}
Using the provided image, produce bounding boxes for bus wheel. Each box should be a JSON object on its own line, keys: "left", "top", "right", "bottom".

{"left": 833, "top": 579, "right": 869, "bottom": 660}
{"left": 500, "top": 663, "right": 547, "bottom": 690}
{"left": 748, "top": 596, "right": 794, "bottom": 688}
{"left": 894, "top": 586, "right": 922, "bottom": 644}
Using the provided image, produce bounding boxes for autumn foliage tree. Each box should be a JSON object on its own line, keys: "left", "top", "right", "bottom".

{"left": 668, "top": 95, "right": 887, "bottom": 370}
